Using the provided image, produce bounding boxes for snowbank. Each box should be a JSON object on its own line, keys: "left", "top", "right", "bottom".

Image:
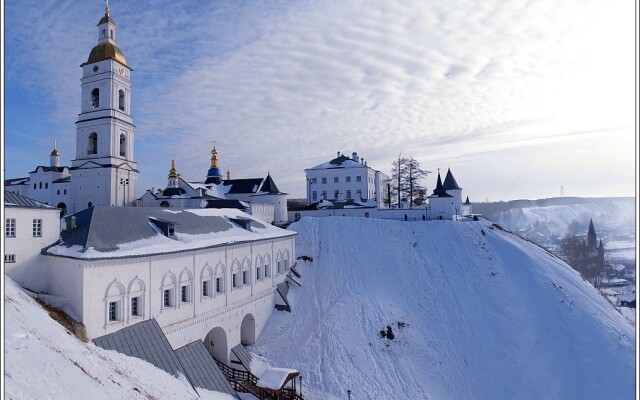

{"left": 253, "top": 217, "right": 635, "bottom": 400}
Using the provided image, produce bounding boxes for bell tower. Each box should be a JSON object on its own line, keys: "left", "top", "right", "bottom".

{"left": 70, "top": 3, "right": 138, "bottom": 213}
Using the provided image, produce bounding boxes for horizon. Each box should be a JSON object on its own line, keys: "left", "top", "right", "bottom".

{"left": 2, "top": 0, "right": 637, "bottom": 202}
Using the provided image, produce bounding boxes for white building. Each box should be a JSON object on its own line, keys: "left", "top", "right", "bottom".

{"left": 4, "top": 192, "right": 61, "bottom": 293}
{"left": 45, "top": 206, "right": 296, "bottom": 362}
{"left": 305, "top": 151, "right": 389, "bottom": 208}
{"left": 138, "top": 147, "right": 288, "bottom": 225}
{"left": 5, "top": 6, "right": 138, "bottom": 216}
{"left": 428, "top": 168, "right": 472, "bottom": 219}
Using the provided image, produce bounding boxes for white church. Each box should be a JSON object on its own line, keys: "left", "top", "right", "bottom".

{"left": 3, "top": 5, "right": 298, "bottom": 373}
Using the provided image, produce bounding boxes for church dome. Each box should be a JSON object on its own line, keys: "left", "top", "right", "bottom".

{"left": 83, "top": 42, "right": 127, "bottom": 66}
{"left": 50, "top": 148, "right": 59, "bottom": 156}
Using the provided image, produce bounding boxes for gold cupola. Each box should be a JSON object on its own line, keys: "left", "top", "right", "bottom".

{"left": 81, "top": 3, "right": 128, "bottom": 67}
{"left": 168, "top": 159, "right": 180, "bottom": 179}
{"left": 211, "top": 146, "right": 219, "bottom": 168}
{"left": 50, "top": 139, "right": 59, "bottom": 157}
{"left": 226, "top": 170, "right": 231, "bottom": 180}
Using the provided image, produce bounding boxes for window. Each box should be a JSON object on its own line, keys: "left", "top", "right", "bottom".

{"left": 181, "top": 285, "right": 190, "bottom": 303}
{"left": 108, "top": 301, "right": 119, "bottom": 322}
{"left": 6, "top": 219, "right": 16, "bottom": 237}
{"left": 91, "top": 88, "right": 100, "bottom": 108}
{"left": 203, "top": 280, "right": 210, "bottom": 297}
{"left": 45, "top": 183, "right": 48, "bottom": 189}
{"left": 334, "top": 177, "right": 339, "bottom": 183}
{"left": 256, "top": 266, "right": 262, "bottom": 281}
{"left": 284, "top": 259, "right": 290, "bottom": 271}
{"left": 232, "top": 273, "right": 240, "bottom": 288}
{"left": 322, "top": 191, "right": 327, "bottom": 199}
{"left": 57, "top": 190, "right": 60, "bottom": 195}
{"left": 119, "top": 90, "right": 125, "bottom": 111}
{"left": 34, "top": 183, "right": 36, "bottom": 190}
{"left": 88, "top": 133, "right": 98, "bottom": 155}
{"left": 346, "top": 190, "right": 352, "bottom": 199}
{"left": 312, "top": 191, "right": 317, "bottom": 201}
{"left": 131, "top": 296, "right": 140, "bottom": 317}
{"left": 312, "top": 178, "right": 317, "bottom": 183}
{"left": 163, "top": 289, "right": 173, "bottom": 307}
{"left": 277, "top": 260, "right": 283, "bottom": 274}
{"left": 334, "top": 190, "right": 339, "bottom": 199}
{"left": 346, "top": 176, "right": 351, "bottom": 183}
{"left": 321, "top": 177, "right": 327, "bottom": 184}
{"left": 39, "top": 182, "right": 42, "bottom": 189}
{"left": 264, "top": 264, "right": 271, "bottom": 278}
{"left": 243, "top": 270, "right": 250, "bottom": 285}
{"left": 110, "top": 29, "right": 114, "bottom": 39}
{"left": 5, "top": 254, "right": 16, "bottom": 263}
{"left": 357, "top": 189, "right": 362, "bottom": 199}
{"left": 119, "top": 134, "right": 126, "bottom": 156}
{"left": 357, "top": 176, "right": 362, "bottom": 182}
{"left": 64, "top": 189, "right": 67, "bottom": 195}
{"left": 33, "top": 219, "right": 42, "bottom": 237}
{"left": 216, "top": 277, "right": 223, "bottom": 293}
{"left": 101, "top": 29, "right": 106, "bottom": 38}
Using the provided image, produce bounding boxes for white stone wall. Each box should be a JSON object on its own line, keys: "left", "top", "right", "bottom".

{"left": 45, "top": 235, "right": 295, "bottom": 362}
{"left": 248, "top": 203, "right": 275, "bottom": 224}
{"left": 4, "top": 206, "right": 61, "bottom": 292}
{"left": 306, "top": 166, "right": 388, "bottom": 204}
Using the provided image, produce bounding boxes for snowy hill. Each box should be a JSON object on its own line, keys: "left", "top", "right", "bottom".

{"left": 252, "top": 217, "right": 635, "bottom": 400}
{"left": 4, "top": 278, "right": 234, "bottom": 400}
{"left": 472, "top": 197, "right": 635, "bottom": 253}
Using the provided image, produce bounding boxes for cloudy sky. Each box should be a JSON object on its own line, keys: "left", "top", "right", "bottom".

{"left": 3, "top": 0, "right": 636, "bottom": 201}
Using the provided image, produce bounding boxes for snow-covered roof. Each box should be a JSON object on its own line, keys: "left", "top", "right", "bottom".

{"left": 308, "top": 154, "right": 369, "bottom": 170}
{"left": 256, "top": 367, "right": 298, "bottom": 390}
{"left": 48, "top": 207, "right": 295, "bottom": 259}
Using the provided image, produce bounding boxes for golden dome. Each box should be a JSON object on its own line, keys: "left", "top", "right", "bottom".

{"left": 168, "top": 159, "right": 180, "bottom": 179}
{"left": 211, "top": 146, "right": 219, "bottom": 168}
{"left": 82, "top": 42, "right": 127, "bottom": 67}
{"left": 50, "top": 148, "right": 60, "bottom": 157}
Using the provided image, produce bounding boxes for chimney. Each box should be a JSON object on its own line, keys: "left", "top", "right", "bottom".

{"left": 66, "top": 216, "right": 76, "bottom": 231}
{"left": 361, "top": 157, "right": 365, "bottom": 165}
{"left": 352, "top": 152, "right": 358, "bottom": 162}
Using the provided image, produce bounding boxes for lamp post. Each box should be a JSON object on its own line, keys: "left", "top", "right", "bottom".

{"left": 347, "top": 389, "right": 351, "bottom": 400}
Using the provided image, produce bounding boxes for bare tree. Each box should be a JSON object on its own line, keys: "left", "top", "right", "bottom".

{"left": 391, "top": 156, "right": 430, "bottom": 208}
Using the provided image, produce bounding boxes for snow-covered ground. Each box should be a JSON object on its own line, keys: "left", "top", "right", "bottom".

{"left": 4, "top": 278, "right": 235, "bottom": 400}
{"left": 253, "top": 217, "right": 636, "bottom": 400}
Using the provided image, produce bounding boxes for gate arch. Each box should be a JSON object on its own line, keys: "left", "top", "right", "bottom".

{"left": 240, "top": 313, "right": 256, "bottom": 346}
{"left": 205, "top": 326, "right": 228, "bottom": 363}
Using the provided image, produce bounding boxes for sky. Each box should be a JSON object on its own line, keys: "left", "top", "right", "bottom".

{"left": 2, "top": 0, "right": 637, "bottom": 202}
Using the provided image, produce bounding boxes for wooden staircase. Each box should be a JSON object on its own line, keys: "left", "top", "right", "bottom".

{"left": 214, "top": 359, "right": 304, "bottom": 400}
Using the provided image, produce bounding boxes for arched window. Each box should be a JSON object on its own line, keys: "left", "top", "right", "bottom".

{"left": 34, "top": 183, "right": 36, "bottom": 190}
{"left": 101, "top": 29, "right": 106, "bottom": 38}
{"left": 119, "top": 133, "right": 126, "bottom": 156}
{"left": 161, "top": 273, "right": 177, "bottom": 309}
{"left": 45, "top": 183, "right": 48, "bottom": 189}
{"left": 88, "top": 202, "right": 93, "bottom": 208}
{"left": 105, "top": 280, "right": 125, "bottom": 324}
{"left": 179, "top": 269, "right": 193, "bottom": 305}
{"left": 214, "top": 262, "right": 226, "bottom": 295}
{"left": 39, "top": 182, "right": 42, "bottom": 189}
{"left": 255, "top": 255, "right": 264, "bottom": 281}
{"left": 118, "top": 90, "right": 125, "bottom": 111}
{"left": 127, "top": 278, "right": 146, "bottom": 320}
{"left": 110, "top": 29, "right": 114, "bottom": 39}
{"left": 160, "top": 201, "right": 170, "bottom": 208}
{"left": 201, "top": 264, "right": 214, "bottom": 299}
{"left": 242, "top": 257, "right": 251, "bottom": 286}
{"left": 276, "top": 251, "right": 284, "bottom": 274}
{"left": 91, "top": 88, "right": 99, "bottom": 108}
{"left": 88, "top": 132, "right": 98, "bottom": 155}
{"left": 264, "top": 254, "right": 272, "bottom": 278}
{"left": 231, "top": 260, "right": 242, "bottom": 290}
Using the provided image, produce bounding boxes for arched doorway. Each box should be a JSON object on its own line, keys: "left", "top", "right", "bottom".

{"left": 160, "top": 201, "right": 170, "bottom": 208}
{"left": 205, "top": 327, "right": 228, "bottom": 363}
{"left": 57, "top": 202, "right": 67, "bottom": 217}
{"left": 240, "top": 314, "right": 256, "bottom": 346}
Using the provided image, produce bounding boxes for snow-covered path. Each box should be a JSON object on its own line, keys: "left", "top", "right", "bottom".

{"left": 252, "top": 217, "right": 635, "bottom": 400}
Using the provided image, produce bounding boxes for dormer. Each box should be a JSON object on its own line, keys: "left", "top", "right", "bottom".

{"left": 149, "top": 217, "right": 176, "bottom": 238}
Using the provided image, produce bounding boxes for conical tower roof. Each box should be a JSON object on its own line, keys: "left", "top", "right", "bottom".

{"left": 442, "top": 168, "right": 462, "bottom": 190}
{"left": 588, "top": 219, "right": 596, "bottom": 236}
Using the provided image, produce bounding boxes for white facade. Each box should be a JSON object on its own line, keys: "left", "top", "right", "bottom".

{"left": 4, "top": 8, "right": 137, "bottom": 216}
{"left": 45, "top": 236, "right": 294, "bottom": 360}
{"left": 4, "top": 197, "right": 61, "bottom": 293}
{"left": 305, "top": 151, "right": 390, "bottom": 208}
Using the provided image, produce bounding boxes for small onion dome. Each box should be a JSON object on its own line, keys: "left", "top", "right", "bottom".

{"left": 226, "top": 170, "right": 231, "bottom": 180}
{"left": 50, "top": 147, "right": 60, "bottom": 157}
{"left": 82, "top": 42, "right": 127, "bottom": 66}
{"left": 98, "top": 8, "right": 116, "bottom": 26}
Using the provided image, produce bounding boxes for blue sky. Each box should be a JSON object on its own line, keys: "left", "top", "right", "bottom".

{"left": 2, "top": 0, "right": 636, "bottom": 201}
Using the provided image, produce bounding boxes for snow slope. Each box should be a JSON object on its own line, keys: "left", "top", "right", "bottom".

{"left": 252, "top": 217, "right": 635, "bottom": 400}
{"left": 4, "top": 278, "right": 235, "bottom": 400}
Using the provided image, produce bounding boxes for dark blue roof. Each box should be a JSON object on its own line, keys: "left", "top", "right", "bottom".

{"left": 258, "top": 174, "right": 283, "bottom": 194}
{"left": 588, "top": 219, "right": 596, "bottom": 236}
{"left": 430, "top": 172, "right": 452, "bottom": 197}
{"left": 93, "top": 319, "right": 187, "bottom": 378}
{"left": 442, "top": 168, "right": 461, "bottom": 190}
{"left": 175, "top": 341, "right": 239, "bottom": 398}
{"left": 162, "top": 187, "right": 187, "bottom": 197}
{"left": 223, "top": 178, "right": 263, "bottom": 194}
